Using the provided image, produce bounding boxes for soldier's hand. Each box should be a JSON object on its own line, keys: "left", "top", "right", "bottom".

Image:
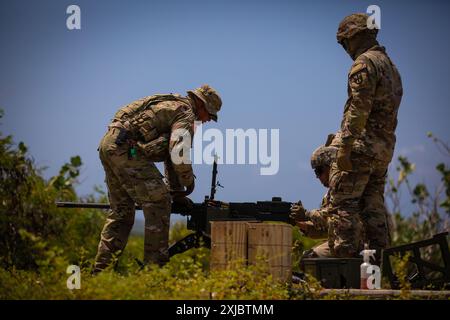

{"left": 172, "top": 196, "right": 194, "bottom": 210}
{"left": 337, "top": 144, "right": 353, "bottom": 171}
{"left": 289, "top": 201, "right": 307, "bottom": 225}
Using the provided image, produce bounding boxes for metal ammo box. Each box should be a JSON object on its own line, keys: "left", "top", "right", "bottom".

{"left": 300, "top": 258, "right": 362, "bottom": 289}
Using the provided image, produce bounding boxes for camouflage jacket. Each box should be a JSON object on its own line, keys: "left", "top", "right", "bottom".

{"left": 333, "top": 45, "right": 403, "bottom": 162}
{"left": 110, "top": 94, "right": 196, "bottom": 188}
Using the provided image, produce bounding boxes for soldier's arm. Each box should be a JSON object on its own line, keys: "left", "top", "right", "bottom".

{"left": 294, "top": 194, "right": 330, "bottom": 238}
{"left": 168, "top": 106, "right": 196, "bottom": 187}
{"left": 341, "top": 56, "right": 378, "bottom": 145}
{"left": 164, "top": 158, "right": 184, "bottom": 191}
{"left": 303, "top": 208, "right": 329, "bottom": 237}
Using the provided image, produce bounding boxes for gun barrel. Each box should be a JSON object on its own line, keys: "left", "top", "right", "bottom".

{"left": 55, "top": 202, "right": 136, "bottom": 210}
{"left": 55, "top": 201, "right": 199, "bottom": 216}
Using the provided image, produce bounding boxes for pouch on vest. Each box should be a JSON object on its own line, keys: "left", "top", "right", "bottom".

{"left": 137, "top": 133, "right": 170, "bottom": 162}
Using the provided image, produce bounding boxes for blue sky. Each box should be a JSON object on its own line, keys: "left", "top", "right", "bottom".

{"left": 1, "top": 0, "right": 449, "bottom": 221}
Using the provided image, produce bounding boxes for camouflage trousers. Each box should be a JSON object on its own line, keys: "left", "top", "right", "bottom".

{"left": 320, "top": 153, "right": 390, "bottom": 259}
{"left": 94, "top": 128, "right": 171, "bottom": 271}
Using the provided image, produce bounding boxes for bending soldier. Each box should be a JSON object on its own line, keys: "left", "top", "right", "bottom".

{"left": 93, "top": 85, "right": 222, "bottom": 273}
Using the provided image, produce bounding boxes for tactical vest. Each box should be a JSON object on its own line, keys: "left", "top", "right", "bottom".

{"left": 110, "top": 94, "right": 191, "bottom": 142}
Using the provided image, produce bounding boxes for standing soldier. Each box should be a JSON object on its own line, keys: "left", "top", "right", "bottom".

{"left": 331, "top": 13, "right": 403, "bottom": 258}
{"left": 93, "top": 85, "right": 222, "bottom": 273}
{"left": 291, "top": 13, "right": 403, "bottom": 260}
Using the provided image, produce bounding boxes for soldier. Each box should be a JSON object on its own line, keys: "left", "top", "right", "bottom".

{"left": 290, "top": 138, "right": 364, "bottom": 258}
{"left": 292, "top": 13, "right": 403, "bottom": 260}
{"left": 330, "top": 13, "right": 403, "bottom": 254}
{"left": 93, "top": 85, "right": 222, "bottom": 273}
{"left": 332, "top": 13, "right": 402, "bottom": 259}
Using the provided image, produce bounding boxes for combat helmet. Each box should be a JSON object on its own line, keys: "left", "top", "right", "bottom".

{"left": 336, "top": 13, "right": 378, "bottom": 43}
{"left": 187, "top": 84, "right": 222, "bottom": 122}
{"left": 310, "top": 145, "right": 338, "bottom": 171}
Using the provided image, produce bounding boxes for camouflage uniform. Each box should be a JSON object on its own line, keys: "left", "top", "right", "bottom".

{"left": 303, "top": 191, "right": 333, "bottom": 258}
{"left": 331, "top": 13, "right": 403, "bottom": 257}
{"left": 94, "top": 85, "right": 222, "bottom": 271}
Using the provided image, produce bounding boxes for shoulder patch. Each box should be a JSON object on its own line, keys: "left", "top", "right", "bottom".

{"left": 348, "top": 62, "right": 371, "bottom": 89}
{"left": 349, "top": 63, "right": 367, "bottom": 77}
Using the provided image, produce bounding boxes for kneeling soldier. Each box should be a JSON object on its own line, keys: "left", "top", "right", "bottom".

{"left": 290, "top": 136, "right": 364, "bottom": 258}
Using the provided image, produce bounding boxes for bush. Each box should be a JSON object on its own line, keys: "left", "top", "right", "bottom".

{"left": 386, "top": 133, "right": 449, "bottom": 246}
{"left": 0, "top": 109, "right": 105, "bottom": 271}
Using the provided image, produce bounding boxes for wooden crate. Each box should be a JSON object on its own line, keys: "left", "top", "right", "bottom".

{"left": 210, "top": 221, "right": 249, "bottom": 271}
{"left": 248, "top": 222, "right": 292, "bottom": 282}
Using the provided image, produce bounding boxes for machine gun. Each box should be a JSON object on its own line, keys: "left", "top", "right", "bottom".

{"left": 56, "top": 158, "right": 293, "bottom": 257}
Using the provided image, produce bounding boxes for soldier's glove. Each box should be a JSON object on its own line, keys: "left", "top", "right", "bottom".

{"left": 336, "top": 144, "right": 353, "bottom": 171}
{"left": 172, "top": 196, "right": 194, "bottom": 210}
{"left": 289, "top": 201, "right": 307, "bottom": 225}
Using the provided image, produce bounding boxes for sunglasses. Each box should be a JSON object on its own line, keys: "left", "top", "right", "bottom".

{"left": 314, "top": 166, "right": 324, "bottom": 178}
{"left": 338, "top": 38, "right": 349, "bottom": 51}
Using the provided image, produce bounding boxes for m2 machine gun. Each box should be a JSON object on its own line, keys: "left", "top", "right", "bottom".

{"left": 56, "top": 159, "right": 293, "bottom": 257}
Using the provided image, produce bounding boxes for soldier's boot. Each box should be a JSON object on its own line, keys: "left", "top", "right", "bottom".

{"left": 300, "top": 242, "right": 332, "bottom": 260}
{"left": 93, "top": 211, "right": 135, "bottom": 273}
{"left": 310, "top": 242, "right": 332, "bottom": 258}
{"left": 142, "top": 200, "right": 171, "bottom": 267}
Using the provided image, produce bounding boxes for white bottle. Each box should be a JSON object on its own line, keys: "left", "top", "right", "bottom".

{"left": 360, "top": 243, "right": 376, "bottom": 289}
